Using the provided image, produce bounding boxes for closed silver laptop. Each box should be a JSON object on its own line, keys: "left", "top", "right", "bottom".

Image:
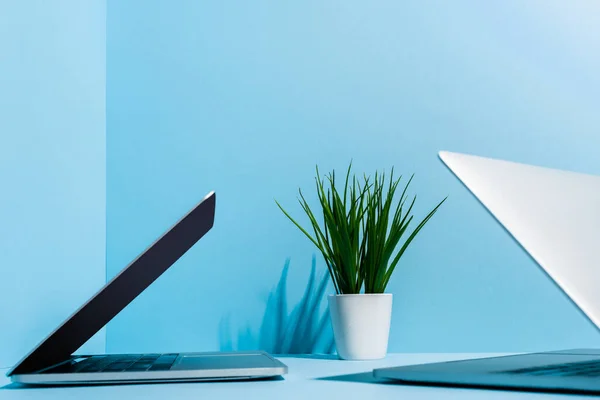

{"left": 7, "top": 191, "right": 287, "bottom": 385}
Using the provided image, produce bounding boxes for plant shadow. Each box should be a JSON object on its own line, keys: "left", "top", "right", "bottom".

{"left": 219, "top": 257, "right": 336, "bottom": 355}
{"left": 279, "top": 354, "right": 339, "bottom": 360}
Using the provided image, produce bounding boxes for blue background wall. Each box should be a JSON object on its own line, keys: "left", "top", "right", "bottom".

{"left": 105, "top": 0, "right": 600, "bottom": 353}
{"left": 0, "top": 1, "right": 106, "bottom": 367}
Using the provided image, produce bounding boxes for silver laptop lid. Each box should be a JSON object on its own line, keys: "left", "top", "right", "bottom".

{"left": 439, "top": 151, "right": 600, "bottom": 332}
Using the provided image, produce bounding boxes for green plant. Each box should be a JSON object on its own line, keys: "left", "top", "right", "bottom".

{"left": 276, "top": 164, "right": 446, "bottom": 294}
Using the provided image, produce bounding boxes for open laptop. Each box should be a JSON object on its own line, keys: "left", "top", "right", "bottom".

{"left": 374, "top": 151, "right": 600, "bottom": 394}
{"left": 7, "top": 191, "right": 287, "bottom": 385}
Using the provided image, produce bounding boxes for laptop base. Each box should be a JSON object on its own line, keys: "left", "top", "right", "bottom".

{"left": 11, "top": 351, "right": 287, "bottom": 386}
{"left": 374, "top": 349, "right": 600, "bottom": 394}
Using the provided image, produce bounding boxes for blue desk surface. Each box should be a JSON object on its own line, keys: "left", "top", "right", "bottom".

{"left": 0, "top": 354, "right": 590, "bottom": 399}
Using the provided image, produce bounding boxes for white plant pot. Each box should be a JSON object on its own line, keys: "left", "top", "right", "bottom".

{"left": 328, "top": 293, "right": 393, "bottom": 360}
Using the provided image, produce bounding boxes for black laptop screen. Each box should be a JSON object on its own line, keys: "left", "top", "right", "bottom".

{"left": 8, "top": 192, "right": 216, "bottom": 375}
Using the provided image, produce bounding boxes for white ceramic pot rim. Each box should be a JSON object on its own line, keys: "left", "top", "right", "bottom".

{"left": 328, "top": 293, "right": 392, "bottom": 297}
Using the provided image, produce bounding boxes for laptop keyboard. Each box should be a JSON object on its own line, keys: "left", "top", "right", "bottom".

{"left": 65, "top": 354, "right": 179, "bottom": 373}
{"left": 504, "top": 360, "right": 600, "bottom": 377}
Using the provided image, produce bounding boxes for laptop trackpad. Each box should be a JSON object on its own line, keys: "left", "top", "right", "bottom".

{"left": 172, "top": 353, "right": 275, "bottom": 370}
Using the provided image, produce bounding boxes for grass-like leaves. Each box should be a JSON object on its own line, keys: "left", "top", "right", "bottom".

{"left": 276, "top": 164, "right": 446, "bottom": 294}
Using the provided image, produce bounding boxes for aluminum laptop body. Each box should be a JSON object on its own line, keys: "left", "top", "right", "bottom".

{"left": 7, "top": 192, "right": 287, "bottom": 385}
{"left": 374, "top": 152, "right": 600, "bottom": 394}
